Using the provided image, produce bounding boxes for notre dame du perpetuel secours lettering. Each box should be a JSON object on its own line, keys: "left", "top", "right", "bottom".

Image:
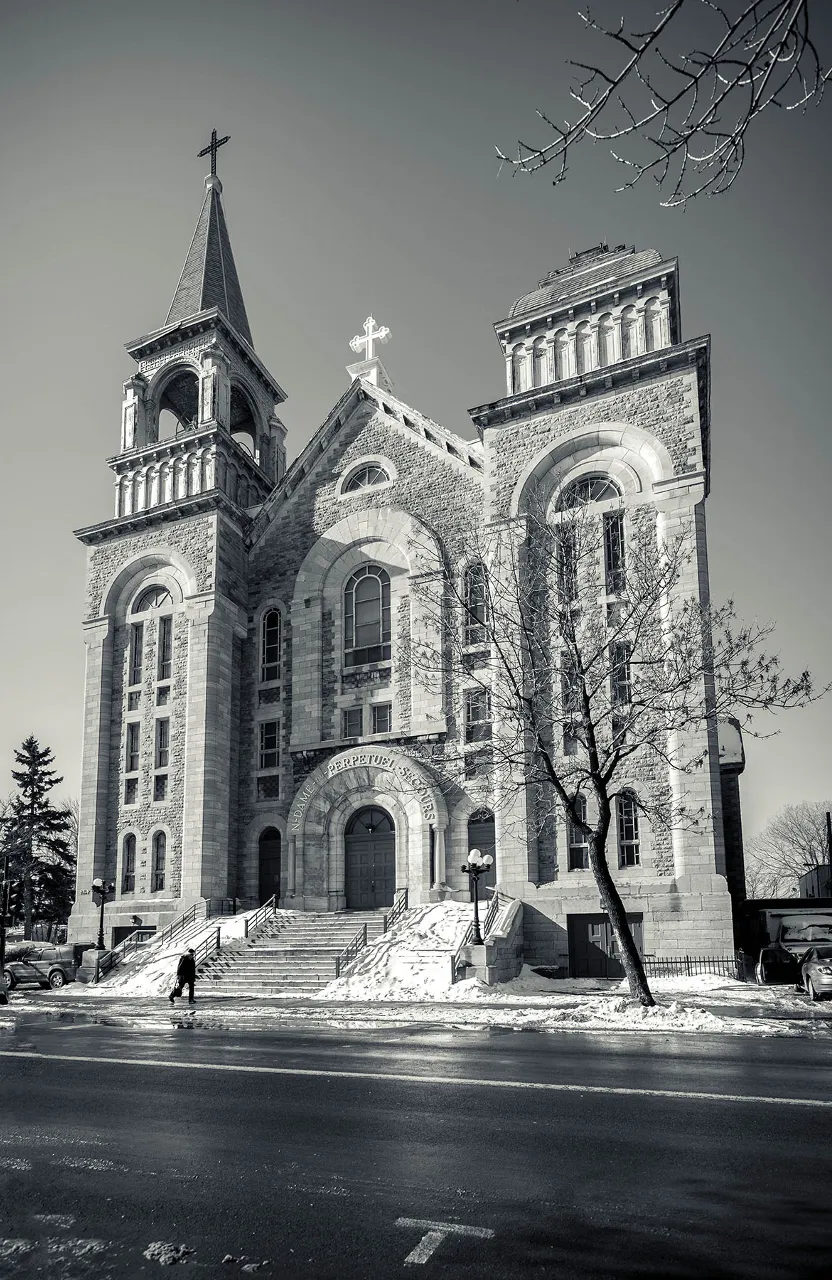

{"left": 291, "top": 751, "right": 437, "bottom": 832}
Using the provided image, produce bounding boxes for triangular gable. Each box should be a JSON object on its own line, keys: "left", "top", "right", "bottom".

{"left": 247, "top": 377, "right": 484, "bottom": 550}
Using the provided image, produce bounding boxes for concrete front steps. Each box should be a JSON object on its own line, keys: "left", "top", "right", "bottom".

{"left": 199, "top": 909, "right": 391, "bottom": 995}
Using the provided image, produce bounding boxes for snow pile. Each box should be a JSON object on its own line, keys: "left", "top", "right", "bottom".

{"left": 317, "top": 902, "right": 473, "bottom": 1001}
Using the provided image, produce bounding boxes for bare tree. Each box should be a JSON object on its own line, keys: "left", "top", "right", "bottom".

{"left": 744, "top": 800, "right": 832, "bottom": 896}
{"left": 409, "top": 490, "right": 821, "bottom": 1005}
{"left": 498, "top": 1, "right": 830, "bottom": 206}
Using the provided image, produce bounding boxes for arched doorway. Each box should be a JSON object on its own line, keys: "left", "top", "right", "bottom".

{"left": 258, "top": 828, "right": 282, "bottom": 906}
{"left": 345, "top": 807, "right": 396, "bottom": 909}
{"left": 468, "top": 809, "right": 496, "bottom": 901}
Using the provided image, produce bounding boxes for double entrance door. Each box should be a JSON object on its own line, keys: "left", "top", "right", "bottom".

{"left": 567, "top": 912, "right": 644, "bottom": 978}
{"left": 345, "top": 807, "right": 396, "bottom": 909}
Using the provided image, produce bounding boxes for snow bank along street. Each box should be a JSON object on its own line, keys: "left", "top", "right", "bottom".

{"left": 2, "top": 905, "right": 829, "bottom": 1038}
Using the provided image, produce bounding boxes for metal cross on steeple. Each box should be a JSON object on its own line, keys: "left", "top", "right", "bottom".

{"left": 350, "top": 315, "right": 391, "bottom": 362}
{"left": 198, "top": 128, "right": 231, "bottom": 176}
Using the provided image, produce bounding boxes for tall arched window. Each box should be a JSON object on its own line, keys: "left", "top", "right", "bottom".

{"left": 532, "top": 338, "right": 549, "bottom": 388}
{"left": 644, "top": 297, "right": 663, "bottom": 352}
{"left": 344, "top": 565, "right": 391, "bottom": 667}
{"left": 575, "top": 322, "right": 593, "bottom": 375}
{"left": 260, "top": 609, "right": 282, "bottom": 683}
{"left": 553, "top": 329, "right": 570, "bottom": 381}
{"left": 152, "top": 831, "right": 166, "bottom": 892}
{"left": 122, "top": 834, "right": 136, "bottom": 894}
{"left": 463, "top": 562, "right": 488, "bottom": 646}
{"left": 598, "top": 313, "right": 615, "bottom": 367}
{"left": 617, "top": 792, "right": 641, "bottom": 866}
{"left": 620, "top": 305, "right": 638, "bottom": 359}
{"left": 568, "top": 794, "right": 589, "bottom": 870}
{"left": 511, "top": 344, "right": 528, "bottom": 394}
{"left": 603, "top": 511, "right": 626, "bottom": 593}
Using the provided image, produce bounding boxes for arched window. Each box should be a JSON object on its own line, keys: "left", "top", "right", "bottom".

{"left": 463, "top": 562, "right": 488, "bottom": 646}
{"left": 553, "top": 329, "right": 570, "bottom": 381}
{"left": 260, "top": 609, "right": 282, "bottom": 683}
{"left": 132, "top": 585, "right": 173, "bottom": 614}
{"left": 151, "top": 831, "right": 166, "bottom": 892}
{"left": 598, "top": 313, "right": 615, "bottom": 367}
{"left": 344, "top": 565, "right": 391, "bottom": 667}
{"left": 575, "top": 322, "right": 593, "bottom": 375}
{"left": 620, "top": 305, "right": 638, "bottom": 360}
{"left": 557, "top": 475, "right": 621, "bottom": 509}
{"left": 568, "top": 794, "right": 589, "bottom": 870}
{"left": 511, "top": 344, "right": 528, "bottom": 394}
{"left": 344, "top": 464, "right": 390, "bottom": 492}
{"left": 122, "top": 834, "right": 136, "bottom": 894}
{"left": 617, "top": 792, "right": 641, "bottom": 866}
{"left": 644, "top": 297, "right": 663, "bottom": 352}
{"left": 532, "top": 338, "right": 549, "bottom": 388}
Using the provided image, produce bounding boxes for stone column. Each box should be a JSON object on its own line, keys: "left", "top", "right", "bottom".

{"left": 121, "top": 376, "right": 149, "bottom": 451}
{"left": 200, "top": 348, "right": 231, "bottom": 428}
{"left": 180, "top": 591, "right": 247, "bottom": 908}
{"left": 68, "top": 617, "right": 114, "bottom": 942}
{"left": 433, "top": 825, "right": 447, "bottom": 887}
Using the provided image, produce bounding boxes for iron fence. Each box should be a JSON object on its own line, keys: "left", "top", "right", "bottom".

{"left": 641, "top": 953, "right": 750, "bottom": 982}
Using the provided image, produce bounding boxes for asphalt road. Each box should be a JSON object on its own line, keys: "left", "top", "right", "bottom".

{"left": 2, "top": 1019, "right": 832, "bottom": 1279}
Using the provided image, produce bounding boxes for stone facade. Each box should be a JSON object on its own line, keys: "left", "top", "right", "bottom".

{"left": 68, "top": 212, "right": 737, "bottom": 971}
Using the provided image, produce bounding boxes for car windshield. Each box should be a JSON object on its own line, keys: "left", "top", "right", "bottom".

{"left": 809, "top": 947, "right": 832, "bottom": 961}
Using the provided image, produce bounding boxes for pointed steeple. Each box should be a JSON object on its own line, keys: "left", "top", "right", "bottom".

{"left": 165, "top": 173, "right": 253, "bottom": 347}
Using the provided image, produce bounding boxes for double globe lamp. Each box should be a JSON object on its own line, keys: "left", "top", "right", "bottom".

{"left": 460, "top": 848, "right": 494, "bottom": 945}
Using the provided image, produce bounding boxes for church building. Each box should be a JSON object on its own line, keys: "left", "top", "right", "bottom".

{"left": 68, "top": 149, "right": 738, "bottom": 972}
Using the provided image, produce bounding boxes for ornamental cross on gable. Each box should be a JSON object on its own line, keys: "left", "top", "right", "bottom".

{"left": 350, "top": 315, "right": 391, "bottom": 361}
{"left": 198, "top": 128, "right": 231, "bottom": 176}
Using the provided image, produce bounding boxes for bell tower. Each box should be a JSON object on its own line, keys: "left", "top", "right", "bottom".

{"left": 70, "top": 135, "right": 286, "bottom": 945}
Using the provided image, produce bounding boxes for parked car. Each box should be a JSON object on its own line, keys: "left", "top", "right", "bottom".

{"left": 2, "top": 943, "right": 93, "bottom": 991}
{"left": 755, "top": 917, "right": 832, "bottom": 985}
{"left": 798, "top": 945, "right": 832, "bottom": 1002}
{"left": 755, "top": 940, "right": 798, "bottom": 986}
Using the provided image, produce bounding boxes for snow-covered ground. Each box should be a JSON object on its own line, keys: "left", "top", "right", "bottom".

{"left": 2, "top": 903, "right": 829, "bottom": 1037}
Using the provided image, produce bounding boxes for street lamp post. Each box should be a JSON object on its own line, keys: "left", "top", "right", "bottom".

{"left": 460, "top": 848, "right": 494, "bottom": 946}
{"left": 91, "top": 878, "right": 115, "bottom": 950}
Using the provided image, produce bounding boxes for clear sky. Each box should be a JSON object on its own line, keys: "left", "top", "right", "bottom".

{"left": 0, "top": 0, "right": 829, "bottom": 835}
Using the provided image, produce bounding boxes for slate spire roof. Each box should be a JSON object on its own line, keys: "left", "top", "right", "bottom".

{"left": 165, "top": 174, "right": 253, "bottom": 347}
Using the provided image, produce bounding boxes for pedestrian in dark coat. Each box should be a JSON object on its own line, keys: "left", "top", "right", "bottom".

{"left": 169, "top": 948, "right": 197, "bottom": 1004}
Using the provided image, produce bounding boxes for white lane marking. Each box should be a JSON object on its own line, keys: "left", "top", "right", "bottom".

{"left": 396, "top": 1218, "right": 495, "bottom": 1265}
{"left": 1, "top": 1049, "right": 830, "bottom": 1109}
{"left": 0, "top": 1157, "right": 31, "bottom": 1170}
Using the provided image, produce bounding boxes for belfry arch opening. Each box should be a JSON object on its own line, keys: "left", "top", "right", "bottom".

{"left": 258, "top": 827, "right": 282, "bottom": 906}
{"left": 230, "top": 384, "right": 258, "bottom": 457}
{"left": 157, "top": 368, "right": 200, "bottom": 440}
{"left": 344, "top": 806, "right": 396, "bottom": 910}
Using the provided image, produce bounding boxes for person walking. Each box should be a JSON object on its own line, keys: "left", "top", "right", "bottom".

{"left": 169, "top": 947, "right": 197, "bottom": 1005}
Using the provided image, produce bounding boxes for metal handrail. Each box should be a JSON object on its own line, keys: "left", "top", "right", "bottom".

{"left": 193, "top": 927, "right": 223, "bottom": 970}
{"left": 242, "top": 895, "right": 277, "bottom": 939}
{"left": 382, "top": 888, "right": 409, "bottom": 933}
{"left": 335, "top": 923, "right": 368, "bottom": 978}
{"left": 155, "top": 899, "right": 209, "bottom": 951}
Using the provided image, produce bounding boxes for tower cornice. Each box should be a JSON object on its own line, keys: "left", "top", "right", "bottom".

{"left": 125, "top": 309, "right": 286, "bottom": 404}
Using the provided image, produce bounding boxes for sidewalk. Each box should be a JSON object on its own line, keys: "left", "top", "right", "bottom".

{"left": 2, "top": 971, "right": 830, "bottom": 1038}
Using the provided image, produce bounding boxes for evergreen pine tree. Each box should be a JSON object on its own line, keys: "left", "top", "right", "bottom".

{"left": 3, "top": 737, "right": 75, "bottom": 940}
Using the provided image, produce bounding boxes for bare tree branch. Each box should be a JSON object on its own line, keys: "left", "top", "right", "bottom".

{"left": 497, "top": 0, "right": 830, "bottom": 206}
